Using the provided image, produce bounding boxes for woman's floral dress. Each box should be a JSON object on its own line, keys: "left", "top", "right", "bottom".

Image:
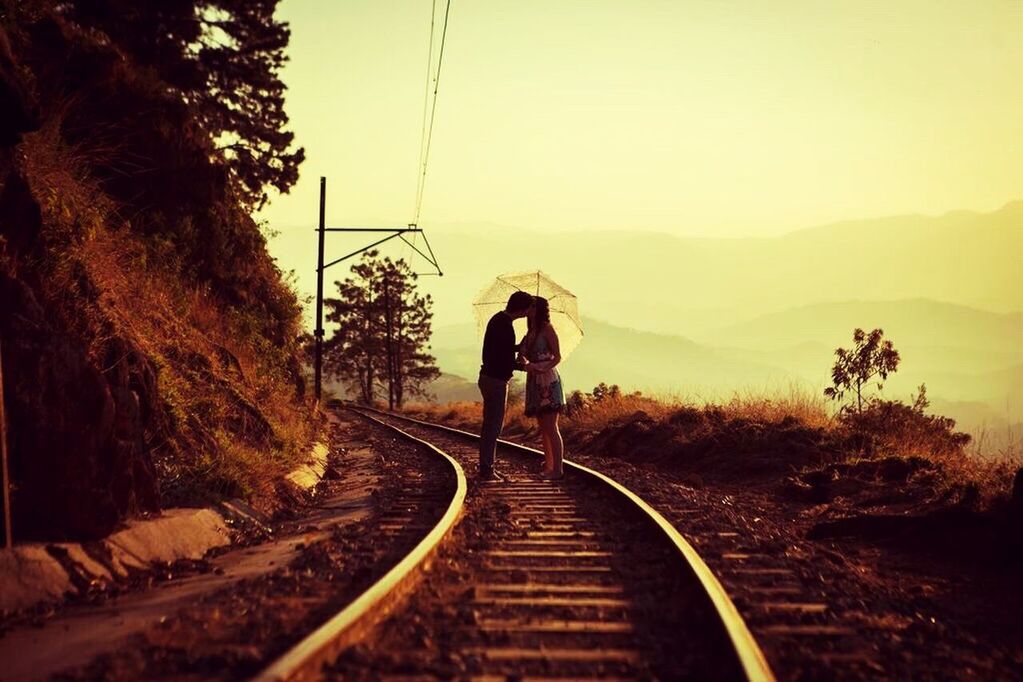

{"left": 523, "top": 332, "right": 565, "bottom": 417}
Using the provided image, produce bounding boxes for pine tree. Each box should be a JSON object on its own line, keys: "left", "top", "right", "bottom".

{"left": 324, "top": 258, "right": 382, "bottom": 404}
{"left": 373, "top": 258, "right": 440, "bottom": 409}
{"left": 64, "top": 0, "right": 304, "bottom": 210}
{"left": 324, "top": 252, "right": 439, "bottom": 408}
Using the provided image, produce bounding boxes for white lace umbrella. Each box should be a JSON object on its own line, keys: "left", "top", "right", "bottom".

{"left": 472, "top": 271, "right": 583, "bottom": 359}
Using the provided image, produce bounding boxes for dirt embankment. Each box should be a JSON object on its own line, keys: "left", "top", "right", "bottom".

{"left": 404, "top": 400, "right": 1023, "bottom": 675}
{"left": 405, "top": 399, "right": 1023, "bottom": 562}
{"left": 578, "top": 409, "right": 1022, "bottom": 562}
{"left": 0, "top": 12, "right": 312, "bottom": 543}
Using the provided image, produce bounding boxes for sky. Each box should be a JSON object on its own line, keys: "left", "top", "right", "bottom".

{"left": 258, "top": 1, "right": 1022, "bottom": 431}
{"left": 260, "top": 0, "right": 1023, "bottom": 322}
{"left": 263, "top": 1, "right": 1023, "bottom": 233}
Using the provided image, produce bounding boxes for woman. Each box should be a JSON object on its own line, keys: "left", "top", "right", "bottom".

{"left": 520, "top": 297, "right": 566, "bottom": 479}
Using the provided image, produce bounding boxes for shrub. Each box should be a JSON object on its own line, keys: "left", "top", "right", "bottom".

{"left": 838, "top": 384, "right": 970, "bottom": 458}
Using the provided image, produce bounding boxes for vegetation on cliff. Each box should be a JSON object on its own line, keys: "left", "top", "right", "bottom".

{"left": 0, "top": 0, "right": 311, "bottom": 540}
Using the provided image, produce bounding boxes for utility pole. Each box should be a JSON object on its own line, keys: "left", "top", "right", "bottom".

{"left": 311, "top": 178, "right": 441, "bottom": 404}
{"left": 314, "top": 177, "right": 326, "bottom": 403}
{"left": 0, "top": 337, "right": 12, "bottom": 548}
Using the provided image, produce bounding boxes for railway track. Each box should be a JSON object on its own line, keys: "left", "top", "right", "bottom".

{"left": 255, "top": 406, "right": 773, "bottom": 681}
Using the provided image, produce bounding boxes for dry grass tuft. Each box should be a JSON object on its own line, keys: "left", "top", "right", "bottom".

{"left": 20, "top": 119, "right": 314, "bottom": 507}
{"left": 81, "top": 228, "right": 314, "bottom": 503}
{"left": 717, "top": 385, "right": 833, "bottom": 430}
{"left": 408, "top": 384, "right": 830, "bottom": 439}
{"left": 406, "top": 384, "right": 1017, "bottom": 508}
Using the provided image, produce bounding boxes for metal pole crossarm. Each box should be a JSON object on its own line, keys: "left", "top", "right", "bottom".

{"left": 321, "top": 231, "right": 407, "bottom": 271}
{"left": 320, "top": 227, "right": 423, "bottom": 233}
{"left": 398, "top": 234, "right": 443, "bottom": 276}
{"left": 311, "top": 177, "right": 443, "bottom": 402}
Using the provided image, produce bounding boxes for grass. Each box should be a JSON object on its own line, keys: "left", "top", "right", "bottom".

{"left": 719, "top": 386, "right": 833, "bottom": 429}
{"left": 404, "top": 384, "right": 832, "bottom": 439}
{"left": 82, "top": 227, "right": 314, "bottom": 504}
{"left": 402, "top": 384, "right": 1018, "bottom": 509}
{"left": 19, "top": 111, "right": 316, "bottom": 509}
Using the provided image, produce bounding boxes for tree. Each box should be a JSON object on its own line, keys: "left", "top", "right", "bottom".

{"left": 64, "top": 0, "right": 304, "bottom": 210}
{"left": 824, "top": 328, "right": 901, "bottom": 414}
{"left": 374, "top": 258, "right": 440, "bottom": 409}
{"left": 324, "top": 257, "right": 381, "bottom": 404}
{"left": 324, "top": 252, "right": 439, "bottom": 409}
{"left": 838, "top": 383, "right": 971, "bottom": 457}
{"left": 591, "top": 382, "right": 621, "bottom": 403}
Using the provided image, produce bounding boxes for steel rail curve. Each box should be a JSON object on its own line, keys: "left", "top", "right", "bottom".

{"left": 354, "top": 404, "right": 775, "bottom": 682}
{"left": 252, "top": 409, "right": 467, "bottom": 682}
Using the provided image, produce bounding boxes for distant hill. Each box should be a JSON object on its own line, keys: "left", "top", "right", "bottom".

{"left": 435, "top": 300, "right": 1022, "bottom": 394}
{"left": 432, "top": 317, "right": 786, "bottom": 397}
{"left": 431, "top": 306, "right": 1022, "bottom": 449}
{"left": 417, "top": 202, "right": 1023, "bottom": 337}
{"left": 322, "top": 372, "right": 480, "bottom": 404}
{"left": 424, "top": 373, "right": 480, "bottom": 403}
{"left": 706, "top": 299, "right": 1023, "bottom": 354}
{"left": 702, "top": 299, "right": 1022, "bottom": 412}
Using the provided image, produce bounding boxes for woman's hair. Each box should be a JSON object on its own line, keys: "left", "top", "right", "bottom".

{"left": 527, "top": 296, "right": 551, "bottom": 345}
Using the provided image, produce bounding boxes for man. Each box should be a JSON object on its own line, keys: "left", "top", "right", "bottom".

{"left": 478, "top": 291, "right": 533, "bottom": 481}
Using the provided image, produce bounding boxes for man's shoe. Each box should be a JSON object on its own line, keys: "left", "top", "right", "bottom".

{"left": 479, "top": 470, "right": 505, "bottom": 482}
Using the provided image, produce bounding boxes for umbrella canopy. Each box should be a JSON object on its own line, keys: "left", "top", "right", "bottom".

{"left": 472, "top": 271, "right": 583, "bottom": 359}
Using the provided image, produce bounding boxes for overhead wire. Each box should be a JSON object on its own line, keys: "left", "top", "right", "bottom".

{"left": 404, "top": 0, "right": 438, "bottom": 265}
{"left": 412, "top": 0, "right": 453, "bottom": 229}
{"left": 413, "top": 0, "right": 438, "bottom": 224}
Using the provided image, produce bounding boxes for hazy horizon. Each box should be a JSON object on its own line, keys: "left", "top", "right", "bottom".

{"left": 261, "top": 1, "right": 1023, "bottom": 236}
{"left": 269, "top": 197, "right": 1023, "bottom": 239}
{"left": 260, "top": 2, "right": 1023, "bottom": 444}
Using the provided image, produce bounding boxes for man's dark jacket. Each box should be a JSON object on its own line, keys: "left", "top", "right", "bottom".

{"left": 480, "top": 311, "right": 517, "bottom": 381}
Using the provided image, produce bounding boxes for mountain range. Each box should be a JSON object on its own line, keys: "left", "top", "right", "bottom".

{"left": 429, "top": 304, "right": 1021, "bottom": 451}
{"left": 413, "top": 202, "right": 1014, "bottom": 453}
{"left": 320, "top": 202, "right": 1023, "bottom": 451}
{"left": 415, "top": 201, "right": 1023, "bottom": 337}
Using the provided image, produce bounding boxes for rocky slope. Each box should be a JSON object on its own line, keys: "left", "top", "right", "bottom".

{"left": 0, "top": 10, "right": 311, "bottom": 541}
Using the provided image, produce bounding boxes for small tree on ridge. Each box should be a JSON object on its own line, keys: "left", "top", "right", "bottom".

{"left": 824, "top": 328, "right": 900, "bottom": 414}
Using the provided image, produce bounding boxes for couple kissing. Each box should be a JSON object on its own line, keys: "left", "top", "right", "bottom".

{"left": 477, "top": 291, "right": 565, "bottom": 482}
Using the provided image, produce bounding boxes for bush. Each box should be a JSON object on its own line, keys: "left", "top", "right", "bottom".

{"left": 839, "top": 385, "right": 971, "bottom": 458}
{"left": 0, "top": 8, "right": 314, "bottom": 539}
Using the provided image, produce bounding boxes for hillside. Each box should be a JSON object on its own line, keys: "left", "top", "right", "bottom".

{"left": 432, "top": 317, "right": 786, "bottom": 397}
{"left": 0, "top": 9, "right": 311, "bottom": 540}
{"left": 432, "top": 305, "right": 1022, "bottom": 448}
{"left": 384, "top": 203, "right": 1023, "bottom": 337}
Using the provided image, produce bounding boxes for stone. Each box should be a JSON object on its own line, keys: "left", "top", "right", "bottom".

{"left": 104, "top": 508, "right": 230, "bottom": 566}
{"left": 284, "top": 442, "right": 329, "bottom": 491}
{"left": 0, "top": 546, "right": 73, "bottom": 611}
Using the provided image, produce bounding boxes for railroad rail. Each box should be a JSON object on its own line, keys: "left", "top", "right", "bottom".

{"left": 254, "top": 410, "right": 467, "bottom": 682}
{"left": 255, "top": 406, "right": 774, "bottom": 681}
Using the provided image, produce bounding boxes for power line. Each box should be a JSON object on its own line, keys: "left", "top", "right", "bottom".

{"left": 413, "top": 0, "right": 438, "bottom": 222}
{"left": 406, "top": 0, "right": 437, "bottom": 265}
{"left": 412, "top": 0, "right": 453, "bottom": 227}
